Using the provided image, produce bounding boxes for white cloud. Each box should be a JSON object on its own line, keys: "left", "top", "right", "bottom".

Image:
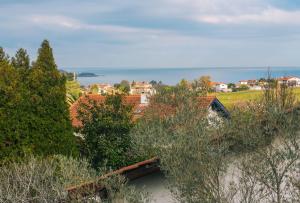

{"left": 30, "top": 15, "right": 81, "bottom": 29}
{"left": 194, "top": 7, "right": 300, "bottom": 25}
{"left": 29, "top": 15, "right": 165, "bottom": 34}
{"left": 141, "top": 0, "right": 300, "bottom": 25}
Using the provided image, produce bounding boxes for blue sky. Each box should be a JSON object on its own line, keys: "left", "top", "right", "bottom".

{"left": 1, "top": 0, "right": 300, "bottom": 68}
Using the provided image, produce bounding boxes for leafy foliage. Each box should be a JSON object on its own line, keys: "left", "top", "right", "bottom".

{"left": 78, "top": 94, "right": 140, "bottom": 170}
{"left": 132, "top": 81, "right": 300, "bottom": 203}
{"left": 114, "top": 80, "right": 130, "bottom": 94}
{"left": 66, "top": 80, "right": 82, "bottom": 105}
{"left": 132, "top": 94, "right": 232, "bottom": 202}
{"left": 11, "top": 48, "right": 30, "bottom": 71}
{"left": 26, "top": 40, "right": 77, "bottom": 157}
{"left": 0, "top": 58, "right": 29, "bottom": 161}
{"left": 0, "top": 40, "right": 77, "bottom": 162}
{"left": 0, "top": 155, "right": 149, "bottom": 203}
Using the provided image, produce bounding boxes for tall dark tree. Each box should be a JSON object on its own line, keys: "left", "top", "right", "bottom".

{"left": 28, "top": 40, "right": 77, "bottom": 156}
{"left": 0, "top": 48, "right": 29, "bottom": 162}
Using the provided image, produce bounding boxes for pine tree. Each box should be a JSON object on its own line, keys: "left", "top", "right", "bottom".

{"left": 28, "top": 40, "right": 78, "bottom": 156}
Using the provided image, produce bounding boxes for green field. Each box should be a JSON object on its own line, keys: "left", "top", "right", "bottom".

{"left": 211, "top": 88, "right": 300, "bottom": 108}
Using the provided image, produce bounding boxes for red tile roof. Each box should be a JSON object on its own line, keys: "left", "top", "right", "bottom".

{"left": 277, "top": 76, "right": 298, "bottom": 81}
{"left": 66, "top": 157, "right": 159, "bottom": 197}
{"left": 210, "top": 82, "right": 225, "bottom": 86}
{"left": 70, "top": 94, "right": 142, "bottom": 128}
{"left": 198, "top": 96, "right": 216, "bottom": 108}
{"left": 143, "top": 96, "right": 217, "bottom": 120}
{"left": 70, "top": 95, "right": 221, "bottom": 128}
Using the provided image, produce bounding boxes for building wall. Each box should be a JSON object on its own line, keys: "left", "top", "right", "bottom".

{"left": 130, "top": 172, "right": 176, "bottom": 203}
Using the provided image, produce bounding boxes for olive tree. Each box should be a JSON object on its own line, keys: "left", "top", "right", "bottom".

{"left": 236, "top": 136, "right": 300, "bottom": 203}
{"left": 0, "top": 156, "right": 149, "bottom": 203}
{"left": 132, "top": 95, "right": 234, "bottom": 203}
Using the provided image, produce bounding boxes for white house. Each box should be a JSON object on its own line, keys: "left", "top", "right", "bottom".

{"left": 215, "top": 83, "right": 228, "bottom": 92}
{"left": 277, "top": 76, "right": 300, "bottom": 87}
{"left": 130, "top": 81, "right": 156, "bottom": 95}
{"left": 250, "top": 85, "right": 263, "bottom": 91}
{"left": 239, "top": 80, "right": 257, "bottom": 86}
{"left": 97, "top": 84, "right": 115, "bottom": 95}
{"left": 239, "top": 80, "right": 248, "bottom": 85}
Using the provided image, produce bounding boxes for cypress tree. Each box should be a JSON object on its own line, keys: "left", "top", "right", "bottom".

{"left": 0, "top": 47, "right": 9, "bottom": 65}
{"left": 28, "top": 40, "right": 77, "bottom": 156}
{"left": 0, "top": 48, "right": 29, "bottom": 162}
{"left": 11, "top": 48, "right": 30, "bottom": 70}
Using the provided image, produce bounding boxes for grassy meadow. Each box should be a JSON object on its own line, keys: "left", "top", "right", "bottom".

{"left": 211, "top": 88, "right": 300, "bottom": 108}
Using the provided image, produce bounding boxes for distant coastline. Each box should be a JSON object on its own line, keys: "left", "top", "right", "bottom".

{"left": 61, "top": 67, "right": 300, "bottom": 86}
{"left": 77, "top": 72, "right": 101, "bottom": 77}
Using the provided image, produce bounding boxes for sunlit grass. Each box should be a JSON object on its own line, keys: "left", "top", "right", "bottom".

{"left": 210, "top": 87, "right": 300, "bottom": 108}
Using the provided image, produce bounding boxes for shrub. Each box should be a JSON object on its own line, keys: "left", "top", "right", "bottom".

{"left": 78, "top": 94, "right": 142, "bottom": 170}
{"left": 0, "top": 156, "right": 149, "bottom": 203}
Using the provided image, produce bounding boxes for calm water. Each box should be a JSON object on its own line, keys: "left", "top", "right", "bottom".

{"left": 61, "top": 67, "right": 300, "bottom": 86}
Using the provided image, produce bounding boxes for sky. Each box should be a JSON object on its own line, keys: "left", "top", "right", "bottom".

{"left": 1, "top": 0, "right": 300, "bottom": 68}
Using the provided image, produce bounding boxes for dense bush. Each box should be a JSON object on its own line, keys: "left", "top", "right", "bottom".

{"left": 0, "top": 156, "right": 149, "bottom": 203}
{"left": 232, "top": 84, "right": 250, "bottom": 92}
{"left": 0, "top": 155, "right": 95, "bottom": 202}
{"left": 78, "top": 94, "right": 143, "bottom": 170}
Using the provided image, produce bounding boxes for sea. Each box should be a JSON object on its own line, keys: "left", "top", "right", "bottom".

{"left": 61, "top": 67, "right": 300, "bottom": 86}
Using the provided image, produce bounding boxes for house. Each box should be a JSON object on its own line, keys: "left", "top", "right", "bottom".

{"left": 66, "top": 157, "right": 174, "bottom": 202}
{"left": 211, "top": 82, "right": 229, "bottom": 92}
{"left": 88, "top": 83, "right": 116, "bottom": 95}
{"left": 239, "top": 79, "right": 258, "bottom": 86}
{"left": 199, "top": 96, "right": 230, "bottom": 118}
{"left": 277, "top": 76, "right": 300, "bottom": 87}
{"left": 70, "top": 95, "right": 230, "bottom": 128}
{"left": 239, "top": 80, "right": 248, "bottom": 85}
{"left": 148, "top": 96, "right": 230, "bottom": 121}
{"left": 67, "top": 96, "right": 229, "bottom": 201}
{"left": 130, "top": 81, "right": 156, "bottom": 95}
{"left": 97, "top": 84, "right": 115, "bottom": 95}
{"left": 70, "top": 94, "right": 149, "bottom": 128}
{"left": 249, "top": 85, "right": 263, "bottom": 91}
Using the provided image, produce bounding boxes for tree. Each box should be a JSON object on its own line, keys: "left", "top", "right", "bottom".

{"left": 66, "top": 80, "right": 82, "bottom": 106}
{"left": 0, "top": 47, "right": 33, "bottom": 162}
{"left": 90, "top": 84, "right": 99, "bottom": 94}
{"left": 132, "top": 93, "right": 233, "bottom": 203}
{"left": 0, "top": 155, "right": 149, "bottom": 202}
{"left": 28, "top": 40, "right": 77, "bottom": 157}
{"left": 0, "top": 53, "right": 26, "bottom": 162}
{"left": 113, "top": 80, "right": 130, "bottom": 94}
{"left": 236, "top": 84, "right": 250, "bottom": 91}
{"left": 0, "top": 47, "right": 9, "bottom": 65}
{"left": 149, "top": 80, "right": 157, "bottom": 86}
{"left": 11, "top": 48, "right": 30, "bottom": 70}
{"left": 192, "top": 75, "right": 212, "bottom": 95}
{"left": 78, "top": 94, "right": 139, "bottom": 170}
{"left": 227, "top": 83, "right": 236, "bottom": 89}
{"left": 238, "top": 137, "right": 300, "bottom": 203}
{"left": 177, "top": 79, "right": 190, "bottom": 89}
{"left": 132, "top": 80, "right": 300, "bottom": 202}
{"left": 1, "top": 42, "right": 78, "bottom": 162}
{"left": 120, "top": 80, "right": 130, "bottom": 93}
